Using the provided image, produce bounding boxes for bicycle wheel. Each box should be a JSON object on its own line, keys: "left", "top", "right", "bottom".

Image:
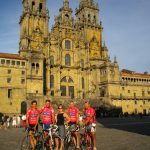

{"left": 21, "top": 135, "right": 32, "bottom": 150}
{"left": 64, "top": 135, "right": 76, "bottom": 150}
{"left": 36, "top": 133, "right": 45, "bottom": 150}
{"left": 80, "top": 134, "right": 91, "bottom": 150}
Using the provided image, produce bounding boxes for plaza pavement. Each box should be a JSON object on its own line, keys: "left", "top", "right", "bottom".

{"left": 0, "top": 117, "right": 150, "bottom": 150}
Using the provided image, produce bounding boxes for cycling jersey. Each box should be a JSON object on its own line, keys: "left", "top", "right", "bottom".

{"left": 68, "top": 106, "right": 79, "bottom": 123}
{"left": 84, "top": 107, "right": 95, "bottom": 124}
{"left": 40, "top": 106, "right": 54, "bottom": 124}
{"left": 27, "top": 108, "right": 39, "bottom": 125}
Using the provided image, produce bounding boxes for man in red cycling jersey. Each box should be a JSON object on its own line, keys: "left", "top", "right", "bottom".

{"left": 40, "top": 99, "right": 55, "bottom": 150}
{"left": 68, "top": 101, "right": 80, "bottom": 149}
{"left": 83, "top": 100, "right": 97, "bottom": 150}
{"left": 26, "top": 100, "right": 40, "bottom": 150}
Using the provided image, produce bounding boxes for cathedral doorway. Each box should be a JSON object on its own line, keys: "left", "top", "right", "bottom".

{"left": 21, "top": 101, "right": 27, "bottom": 114}
{"left": 60, "top": 76, "right": 74, "bottom": 99}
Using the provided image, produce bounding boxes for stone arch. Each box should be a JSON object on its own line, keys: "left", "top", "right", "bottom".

{"left": 21, "top": 101, "right": 27, "bottom": 114}
{"left": 60, "top": 76, "right": 74, "bottom": 99}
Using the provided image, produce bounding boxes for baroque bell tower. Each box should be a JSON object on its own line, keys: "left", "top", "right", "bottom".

{"left": 76, "top": 0, "right": 108, "bottom": 62}
{"left": 19, "top": 0, "right": 49, "bottom": 98}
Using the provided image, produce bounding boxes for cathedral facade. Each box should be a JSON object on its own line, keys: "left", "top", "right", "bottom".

{"left": 0, "top": 0, "right": 150, "bottom": 115}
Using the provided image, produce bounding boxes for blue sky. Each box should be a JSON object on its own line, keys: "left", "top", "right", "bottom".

{"left": 0, "top": 0, "right": 150, "bottom": 73}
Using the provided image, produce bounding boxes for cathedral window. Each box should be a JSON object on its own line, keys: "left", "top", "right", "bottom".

{"left": 22, "top": 62, "right": 25, "bottom": 66}
{"left": 1, "top": 59, "right": 5, "bottom": 64}
{"left": 60, "top": 76, "right": 74, "bottom": 99}
{"left": 134, "top": 93, "right": 136, "bottom": 98}
{"left": 32, "top": 1, "right": 35, "bottom": 10}
{"left": 142, "top": 91, "right": 145, "bottom": 96}
{"left": 50, "top": 56, "right": 54, "bottom": 66}
{"left": 39, "top": 3, "right": 43, "bottom": 12}
{"left": 7, "top": 78, "right": 11, "bottom": 83}
{"left": 61, "top": 77, "right": 67, "bottom": 82}
{"left": 50, "top": 75, "right": 54, "bottom": 89}
{"left": 21, "top": 79, "right": 25, "bottom": 84}
{"left": 68, "top": 77, "right": 73, "bottom": 83}
{"left": 83, "top": 92, "right": 85, "bottom": 99}
{"left": 12, "top": 60, "right": 15, "bottom": 65}
{"left": 6, "top": 60, "right": 10, "bottom": 65}
{"left": 36, "top": 63, "right": 39, "bottom": 69}
{"left": 22, "top": 70, "right": 25, "bottom": 75}
{"left": 82, "top": 77, "right": 84, "bottom": 89}
{"left": 8, "top": 70, "right": 11, "bottom": 74}
{"left": 61, "top": 86, "right": 66, "bottom": 96}
{"left": 17, "top": 61, "right": 20, "bottom": 66}
{"left": 51, "top": 90, "right": 54, "bottom": 96}
{"left": 88, "top": 14, "right": 91, "bottom": 23}
{"left": 64, "top": 14, "right": 69, "bottom": 22}
{"left": 65, "top": 54, "right": 71, "bottom": 66}
{"left": 8, "top": 89, "right": 12, "bottom": 98}
{"left": 93, "top": 15, "right": 96, "bottom": 23}
{"left": 32, "top": 63, "right": 35, "bottom": 69}
{"left": 65, "top": 40, "right": 71, "bottom": 49}
{"left": 81, "top": 59, "right": 84, "bottom": 68}
{"left": 100, "top": 90, "right": 105, "bottom": 97}
{"left": 69, "top": 86, "right": 74, "bottom": 99}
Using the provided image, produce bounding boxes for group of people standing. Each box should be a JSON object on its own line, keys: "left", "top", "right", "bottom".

{"left": 26, "top": 99, "right": 97, "bottom": 150}
{"left": 0, "top": 114, "right": 21, "bottom": 129}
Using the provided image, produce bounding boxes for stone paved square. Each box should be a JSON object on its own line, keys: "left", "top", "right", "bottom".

{"left": 0, "top": 117, "right": 150, "bottom": 150}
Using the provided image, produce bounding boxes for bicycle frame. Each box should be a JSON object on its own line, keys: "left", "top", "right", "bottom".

{"left": 80, "top": 126, "right": 94, "bottom": 150}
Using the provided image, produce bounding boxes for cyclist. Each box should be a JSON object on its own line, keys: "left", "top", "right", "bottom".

{"left": 55, "top": 104, "right": 70, "bottom": 150}
{"left": 68, "top": 101, "right": 80, "bottom": 149}
{"left": 26, "top": 100, "right": 40, "bottom": 150}
{"left": 40, "top": 99, "right": 55, "bottom": 150}
{"left": 83, "top": 100, "right": 97, "bottom": 150}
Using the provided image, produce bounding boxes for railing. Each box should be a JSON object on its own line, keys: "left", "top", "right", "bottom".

{"left": 110, "top": 95, "right": 150, "bottom": 100}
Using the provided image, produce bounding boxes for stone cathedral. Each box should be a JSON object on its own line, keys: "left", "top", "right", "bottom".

{"left": 0, "top": 0, "right": 150, "bottom": 115}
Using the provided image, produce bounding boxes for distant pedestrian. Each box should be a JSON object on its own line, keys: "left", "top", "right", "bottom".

{"left": 9, "top": 116, "right": 12, "bottom": 128}
{"left": 17, "top": 115, "right": 21, "bottom": 128}
{"left": 3, "top": 114, "right": 7, "bottom": 129}
{"left": 12, "top": 115, "right": 17, "bottom": 128}
{"left": 21, "top": 114, "right": 26, "bottom": 127}
{"left": 6, "top": 116, "right": 10, "bottom": 128}
{"left": 0, "top": 115, "right": 3, "bottom": 129}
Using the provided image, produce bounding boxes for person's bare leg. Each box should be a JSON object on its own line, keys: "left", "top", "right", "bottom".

{"left": 60, "top": 139, "right": 64, "bottom": 150}
{"left": 49, "top": 138, "right": 52, "bottom": 149}
{"left": 55, "top": 138, "right": 59, "bottom": 150}
{"left": 75, "top": 131, "right": 80, "bottom": 148}
{"left": 91, "top": 132, "right": 96, "bottom": 149}
{"left": 29, "top": 131, "right": 36, "bottom": 149}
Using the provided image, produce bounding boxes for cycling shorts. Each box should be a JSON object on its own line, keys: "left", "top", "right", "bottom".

{"left": 43, "top": 124, "right": 52, "bottom": 130}
{"left": 28, "top": 124, "right": 38, "bottom": 131}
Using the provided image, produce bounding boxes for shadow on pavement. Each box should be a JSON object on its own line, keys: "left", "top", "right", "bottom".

{"left": 96, "top": 116, "right": 150, "bottom": 136}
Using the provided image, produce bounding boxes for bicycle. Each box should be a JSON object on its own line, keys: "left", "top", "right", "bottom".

{"left": 64, "top": 124, "right": 79, "bottom": 150}
{"left": 42, "top": 124, "right": 61, "bottom": 150}
{"left": 21, "top": 128, "right": 44, "bottom": 150}
{"left": 80, "top": 123, "right": 96, "bottom": 150}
